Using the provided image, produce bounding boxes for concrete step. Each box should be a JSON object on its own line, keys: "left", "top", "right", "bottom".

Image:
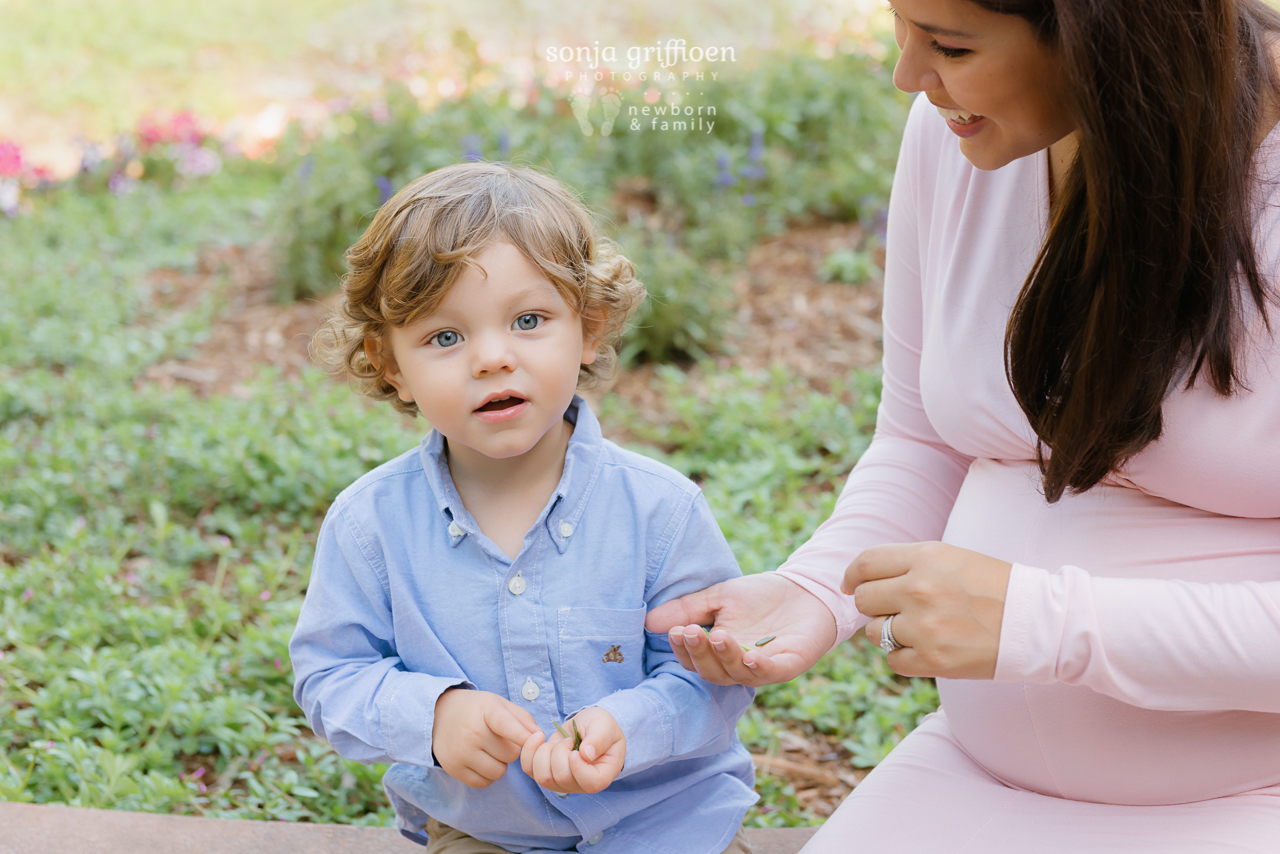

{"left": 0, "top": 802, "right": 817, "bottom": 854}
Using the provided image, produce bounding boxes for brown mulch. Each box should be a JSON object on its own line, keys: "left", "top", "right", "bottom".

{"left": 137, "top": 222, "right": 885, "bottom": 814}
{"left": 138, "top": 221, "right": 883, "bottom": 408}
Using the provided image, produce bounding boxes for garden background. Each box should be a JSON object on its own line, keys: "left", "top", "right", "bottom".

{"left": 0, "top": 0, "right": 939, "bottom": 829}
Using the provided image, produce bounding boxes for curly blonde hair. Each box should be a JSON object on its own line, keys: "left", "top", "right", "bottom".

{"left": 310, "top": 161, "right": 645, "bottom": 416}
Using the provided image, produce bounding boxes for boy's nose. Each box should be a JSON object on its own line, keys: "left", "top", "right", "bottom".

{"left": 471, "top": 332, "right": 517, "bottom": 376}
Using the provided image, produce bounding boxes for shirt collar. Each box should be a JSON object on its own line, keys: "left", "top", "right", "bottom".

{"left": 418, "top": 395, "right": 605, "bottom": 554}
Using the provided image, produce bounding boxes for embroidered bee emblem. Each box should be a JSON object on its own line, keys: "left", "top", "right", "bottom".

{"left": 602, "top": 645, "right": 624, "bottom": 664}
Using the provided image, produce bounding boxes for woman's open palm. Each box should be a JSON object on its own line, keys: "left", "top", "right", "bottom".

{"left": 645, "top": 573, "right": 837, "bottom": 686}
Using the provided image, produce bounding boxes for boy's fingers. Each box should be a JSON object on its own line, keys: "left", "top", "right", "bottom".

{"left": 462, "top": 754, "right": 507, "bottom": 787}
{"left": 529, "top": 742, "right": 555, "bottom": 789}
{"left": 519, "top": 730, "right": 544, "bottom": 777}
{"left": 568, "top": 746, "right": 622, "bottom": 794}
{"left": 576, "top": 717, "right": 619, "bottom": 766}
{"left": 501, "top": 698, "right": 539, "bottom": 734}
{"left": 550, "top": 735, "right": 577, "bottom": 791}
{"left": 485, "top": 704, "right": 539, "bottom": 748}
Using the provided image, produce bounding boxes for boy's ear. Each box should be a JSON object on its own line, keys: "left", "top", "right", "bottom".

{"left": 365, "top": 338, "right": 415, "bottom": 403}
{"left": 581, "top": 314, "right": 607, "bottom": 366}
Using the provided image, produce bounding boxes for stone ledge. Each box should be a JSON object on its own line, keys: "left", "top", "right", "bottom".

{"left": 0, "top": 802, "right": 817, "bottom": 854}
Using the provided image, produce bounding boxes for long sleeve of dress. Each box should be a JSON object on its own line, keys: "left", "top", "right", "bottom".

{"left": 774, "top": 98, "right": 974, "bottom": 643}
{"left": 997, "top": 564, "right": 1280, "bottom": 712}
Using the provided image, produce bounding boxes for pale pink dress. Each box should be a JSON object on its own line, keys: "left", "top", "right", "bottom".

{"left": 776, "top": 94, "right": 1280, "bottom": 852}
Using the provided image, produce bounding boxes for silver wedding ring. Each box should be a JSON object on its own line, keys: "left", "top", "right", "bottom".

{"left": 880, "top": 614, "right": 903, "bottom": 653}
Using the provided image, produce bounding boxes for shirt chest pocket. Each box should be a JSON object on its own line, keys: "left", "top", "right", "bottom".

{"left": 555, "top": 606, "right": 647, "bottom": 715}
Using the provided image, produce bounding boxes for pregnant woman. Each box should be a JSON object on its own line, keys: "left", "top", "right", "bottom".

{"left": 647, "top": 0, "right": 1280, "bottom": 849}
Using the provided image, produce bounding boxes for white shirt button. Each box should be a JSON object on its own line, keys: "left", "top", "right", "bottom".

{"left": 559, "top": 522, "right": 574, "bottom": 538}
{"left": 555, "top": 791, "right": 568, "bottom": 799}
{"left": 521, "top": 677, "right": 540, "bottom": 701}
{"left": 507, "top": 575, "right": 526, "bottom": 595}
{"left": 447, "top": 522, "right": 463, "bottom": 538}
{"left": 587, "top": 833, "right": 603, "bottom": 845}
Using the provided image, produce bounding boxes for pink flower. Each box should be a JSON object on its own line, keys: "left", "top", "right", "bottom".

{"left": 259, "top": 590, "right": 271, "bottom": 602}
{"left": 273, "top": 657, "right": 283, "bottom": 671}
{"left": 0, "top": 141, "right": 21, "bottom": 178}
{"left": 21, "top": 589, "right": 33, "bottom": 601}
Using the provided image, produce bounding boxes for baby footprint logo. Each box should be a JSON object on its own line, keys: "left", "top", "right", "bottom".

{"left": 569, "top": 91, "right": 596, "bottom": 136}
{"left": 568, "top": 88, "right": 624, "bottom": 137}
{"left": 599, "top": 89, "right": 622, "bottom": 136}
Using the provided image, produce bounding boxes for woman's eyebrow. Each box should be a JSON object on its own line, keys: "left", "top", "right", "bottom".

{"left": 889, "top": 5, "right": 976, "bottom": 39}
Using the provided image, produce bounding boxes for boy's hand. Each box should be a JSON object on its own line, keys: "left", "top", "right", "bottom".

{"left": 519, "top": 706, "right": 626, "bottom": 795}
{"left": 432, "top": 688, "right": 540, "bottom": 788}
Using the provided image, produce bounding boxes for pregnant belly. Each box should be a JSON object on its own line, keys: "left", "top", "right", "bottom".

{"left": 938, "top": 458, "right": 1280, "bottom": 805}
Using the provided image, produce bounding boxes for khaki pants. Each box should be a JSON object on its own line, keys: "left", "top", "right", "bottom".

{"left": 424, "top": 817, "right": 754, "bottom": 854}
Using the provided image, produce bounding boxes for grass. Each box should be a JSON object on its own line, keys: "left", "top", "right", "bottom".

{"left": 0, "top": 165, "right": 937, "bottom": 827}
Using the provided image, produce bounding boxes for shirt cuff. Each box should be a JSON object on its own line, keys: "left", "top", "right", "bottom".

{"left": 378, "top": 672, "right": 474, "bottom": 767}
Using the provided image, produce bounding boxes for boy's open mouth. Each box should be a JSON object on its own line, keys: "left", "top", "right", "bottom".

{"left": 475, "top": 395, "right": 526, "bottom": 413}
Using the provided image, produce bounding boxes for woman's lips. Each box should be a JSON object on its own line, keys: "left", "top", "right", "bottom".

{"left": 935, "top": 105, "right": 987, "bottom": 138}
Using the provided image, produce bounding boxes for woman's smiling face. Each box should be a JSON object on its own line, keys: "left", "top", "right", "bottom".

{"left": 889, "top": 0, "right": 1075, "bottom": 171}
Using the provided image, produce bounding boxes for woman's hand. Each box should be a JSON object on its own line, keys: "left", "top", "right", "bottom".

{"left": 644, "top": 573, "right": 837, "bottom": 687}
{"left": 845, "top": 542, "right": 1012, "bottom": 680}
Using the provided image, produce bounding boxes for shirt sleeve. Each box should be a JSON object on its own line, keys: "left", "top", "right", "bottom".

{"left": 590, "top": 490, "right": 755, "bottom": 778}
{"left": 289, "top": 504, "right": 472, "bottom": 767}
{"left": 995, "top": 563, "right": 1280, "bottom": 712}
{"left": 774, "top": 94, "right": 975, "bottom": 643}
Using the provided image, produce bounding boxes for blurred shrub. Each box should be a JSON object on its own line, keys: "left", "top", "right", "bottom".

{"left": 615, "top": 224, "right": 729, "bottom": 363}
{"left": 819, "top": 248, "right": 881, "bottom": 285}
{"left": 268, "top": 46, "right": 908, "bottom": 361}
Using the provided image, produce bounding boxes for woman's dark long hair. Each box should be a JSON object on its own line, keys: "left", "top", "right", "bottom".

{"left": 976, "top": 0, "right": 1280, "bottom": 502}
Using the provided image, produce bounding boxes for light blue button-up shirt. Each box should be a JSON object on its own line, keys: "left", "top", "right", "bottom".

{"left": 290, "top": 397, "right": 757, "bottom": 854}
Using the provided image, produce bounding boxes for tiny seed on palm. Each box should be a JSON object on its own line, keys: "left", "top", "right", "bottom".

{"left": 754, "top": 636, "right": 776, "bottom": 647}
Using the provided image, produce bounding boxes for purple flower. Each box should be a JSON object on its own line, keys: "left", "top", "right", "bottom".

{"left": 739, "top": 165, "right": 767, "bottom": 181}
{"left": 108, "top": 173, "right": 136, "bottom": 196}
{"left": 375, "top": 175, "right": 395, "bottom": 205}
{"left": 175, "top": 146, "right": 221, "bottom": 177}
{"left": 297, "top": 155, "right": 314, "bottom": 181}
{"left": 748, "top": 129, "right": 765, "bottom": 163}
{"left": 715, "top": 152, "right": 735, "bottom": 187}
{"left": 0, "top": 179, "right": 19, "bottom": 218}
{"left": 741, "top": 193, "right": 757, "bottom": 206}
{"left": 497, "top": 129, "right": 511, "bottom": 157}
{"left": 462, "top": 134, "right": 484, "bottom": 162}
{"left": 79, "top": 143, "right": 104, "bottom": 174}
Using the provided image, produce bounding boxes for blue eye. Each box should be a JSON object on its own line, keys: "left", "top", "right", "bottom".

{"left": 515, "top": 314, "right": 541, "bottom": 331}
{"left": 432, "top": 330, "right": 460, "bottom": 347}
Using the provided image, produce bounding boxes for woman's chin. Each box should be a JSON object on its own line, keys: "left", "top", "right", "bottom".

{"left": 957, "top": 138, "right": 1017, "bottom": 172}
